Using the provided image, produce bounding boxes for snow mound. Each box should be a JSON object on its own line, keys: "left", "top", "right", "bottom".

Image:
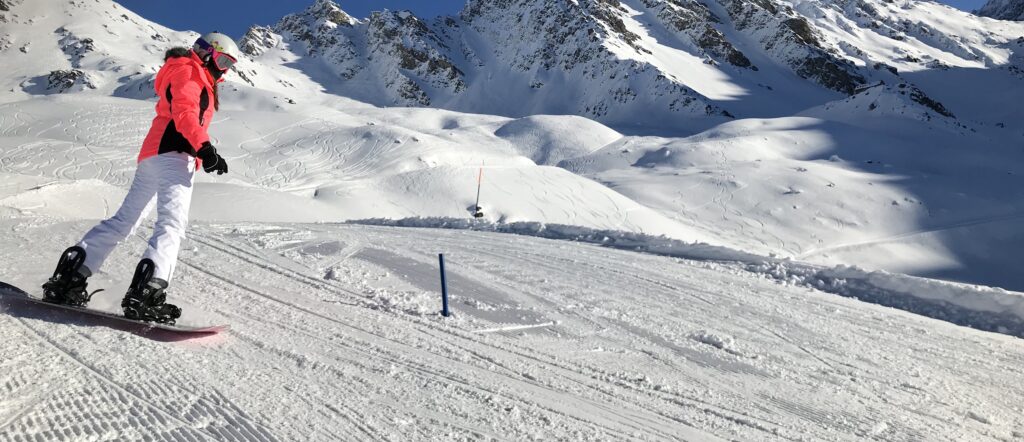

{"left": 315, "top": 165, "right": 709, "bottom": 241}
{"left": 801, "top": 83, "right": 958, "bottom": 125}
{"left": 352, "top": 217, "right": 1024, "bottom": 339}
{"left": 0, "top": 176, "right": 125, "bottom": 219}
{"left": 689, "top": 331, "right": 740, "bottom": 354}
{"left": 494, "top": 115, "right": 622, "bottom": 166}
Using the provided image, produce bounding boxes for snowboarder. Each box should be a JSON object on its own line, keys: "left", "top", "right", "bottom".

{"left": 41, "top": 33, "right": 241, "bottom": 324}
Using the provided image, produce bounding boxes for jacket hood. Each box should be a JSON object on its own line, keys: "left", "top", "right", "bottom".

{"left": 162, "top": 48, "right": 217, "bottom": 86}
{"left": 164, "top": 47, "right": 190, "bottom": 60}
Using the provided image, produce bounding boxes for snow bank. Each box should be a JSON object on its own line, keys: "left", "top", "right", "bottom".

{"left": 352, "top": 217, "right": 1024, "bottom": 338}
{"left": 494, "top": 115, "right": 622, "bottom": 165}
{"left": 751, "top": 261, "right": 1024, "bottom": 338}
{"left": 351, "top": 216, "right": 761, "bottom": 261}
{"left": 801, "top": 82, "right": 960, "bottom": 127}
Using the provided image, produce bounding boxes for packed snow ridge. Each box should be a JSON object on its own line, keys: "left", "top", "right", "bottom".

{"left": 354, "top": 217, "right": 1024, "bottom": 338}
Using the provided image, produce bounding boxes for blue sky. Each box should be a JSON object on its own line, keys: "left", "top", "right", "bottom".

{"left": 113, "top": 1, "right": 467, "bottom": 40}
{"left": 114, "top": 0, "right": 986, "bottom": 41}
{"left": 941, "top": 0, "right": 987, "bottom": 11}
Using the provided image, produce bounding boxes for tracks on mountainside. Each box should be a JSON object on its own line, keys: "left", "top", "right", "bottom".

{"left": 797, "top": 208, "right": 1024, "bottom": 260}
{"left": 236, "top": 117, "right": 407, "bottom": 193}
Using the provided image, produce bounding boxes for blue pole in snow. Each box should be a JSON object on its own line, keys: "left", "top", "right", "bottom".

{"left": 439, "top": 254, "right": 450, "bottom": 317}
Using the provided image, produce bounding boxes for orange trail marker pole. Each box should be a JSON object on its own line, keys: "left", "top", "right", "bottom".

{"left": 473, "top": 162, "right": 484, "bottom": 218}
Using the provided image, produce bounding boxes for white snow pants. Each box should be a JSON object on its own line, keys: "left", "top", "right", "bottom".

{"left": 77, "top": 152, "right": 196, "bottom": 282}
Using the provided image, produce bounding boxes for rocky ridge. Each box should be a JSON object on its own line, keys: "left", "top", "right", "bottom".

{"left": 455, "top": 0, "right": 732, "bottom": 123}
{"left": 979, "top": 0, "right": 1024, "bottom": 21}
{"left": 714, "top": 0, "right": 866, "bottom": 94}
{"left": 1, "top": 0, "right": 1017, "bottom": 129}
{"left": 233, "top": 0, "right": 993, "bottom": 127}
{"left": 240, "top": 1, "right": 467, "bottom": 107}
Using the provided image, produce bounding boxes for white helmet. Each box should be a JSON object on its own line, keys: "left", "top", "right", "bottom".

{"left": 193, "top": 32, "right": 240, "bottom": 72}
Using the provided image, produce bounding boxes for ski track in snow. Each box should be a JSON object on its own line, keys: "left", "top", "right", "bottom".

{"left": 797, "top": 208, "right": 1024, "bottom": 260}
{"left": 1, "top": 218, "right": 1023, "bottom": 441}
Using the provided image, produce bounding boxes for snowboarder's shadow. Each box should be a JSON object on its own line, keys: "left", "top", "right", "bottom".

{"left": 1, "top": 295, "right": 213, "bottom": 342}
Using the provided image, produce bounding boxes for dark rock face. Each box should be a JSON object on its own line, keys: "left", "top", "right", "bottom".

{"left": 717, "top": 0, "right": 865, "bottom": 94}
{"left": 47, "top": 69, "right": 94, "bottom": 92}
{"left": 700, "top": 28, "right": 754, "bottom": 69}
{"left": 782, "top": 18, "right": 818, "bottom": 47}
{"left": 365, "top": 10, "right": 467, "bottom": 105}
{"left": 977, "top": 0, "right": 1024, "bottom": 21}
{"left": 274, "top": 0, "right": 353, "bottom": 56}
{"left": 641, "top": 0, "right": 755, "bottom": 69}
{"left": 461, "top": 0, "right": 629, "bottom": 71}
{"left": 812, "top": 82, "right": 959, "bottom": 125}
{"left": 56, "top": 27, "right": 95, "bottom": 67}
{"left": 239, "top": 26, "right": 279, "bottom": 57}
{"left": 239, "top": 1, "right": 466, "bottom": 107}
{"left": 461, "top": 0, "right": 730, "bottom": 121}
{"left": 901, "top": 83, "right": 954, "bottom": 118}
{"left": 797, "top": 57, "right": 864, "bottom": 95}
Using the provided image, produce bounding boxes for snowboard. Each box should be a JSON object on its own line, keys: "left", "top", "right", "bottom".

{"left": 0, "top": 281, "right": 228, "bottom": 335}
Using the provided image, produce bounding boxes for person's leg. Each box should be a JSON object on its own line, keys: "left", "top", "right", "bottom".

{"left": 76, "top": 159, "right": 158, "bottom": 274}
{"left": 142, "top": 153, "right": 196, "bottom": 282}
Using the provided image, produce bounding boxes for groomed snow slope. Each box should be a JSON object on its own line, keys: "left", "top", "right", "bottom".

{"left": 2, "top": 216, "right": 1023, "bottom": 441}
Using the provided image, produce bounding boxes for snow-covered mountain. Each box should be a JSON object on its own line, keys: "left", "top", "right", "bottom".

{"left": 228, "top": 0, "right": 1023, "bottom": 130}
{"left": 0, "top": 0, "right": 212, "bottom": 100}
{"left": 979, "top": 0, "right": 1024, "bottom": 20}
{"left": 2, "top": 0, "right": 1020, "bottom": 127}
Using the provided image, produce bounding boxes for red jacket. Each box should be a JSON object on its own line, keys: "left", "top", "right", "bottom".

{"left": 139, "top": 50, "right": 217, "bottom": 164}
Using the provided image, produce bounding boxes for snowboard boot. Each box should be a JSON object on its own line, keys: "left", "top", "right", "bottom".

{"left": 121, "top": 259, "right": 181, "bottom": 325}
{"left": 42, "top": 246, "right": 94, "bottom": 307}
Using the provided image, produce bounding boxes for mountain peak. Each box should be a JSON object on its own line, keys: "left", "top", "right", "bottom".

{"left": 305, "top": 0, "right": 357, "bottom": 26}
{"left": 266, "top": 0, "right": 359, "bottom": 57}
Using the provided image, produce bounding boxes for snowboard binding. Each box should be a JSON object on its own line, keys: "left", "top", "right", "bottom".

{"left": 42, "top": 246, "right": 95, "bottom": 307}
{"left": 122, "top": 259, "right": 181, "bottom": 325}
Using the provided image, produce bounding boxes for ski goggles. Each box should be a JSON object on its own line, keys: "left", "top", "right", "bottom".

{"left": 194, "top": 38, "right": 237, "bottom": 72}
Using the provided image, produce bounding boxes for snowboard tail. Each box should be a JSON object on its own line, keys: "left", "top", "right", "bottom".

{"left": 0, "top": 281, "right": 227, "bottom": 335}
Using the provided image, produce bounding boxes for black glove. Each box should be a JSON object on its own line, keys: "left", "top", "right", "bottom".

{"left": 196, "top": 142, "right": 229, "bottom": 175}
